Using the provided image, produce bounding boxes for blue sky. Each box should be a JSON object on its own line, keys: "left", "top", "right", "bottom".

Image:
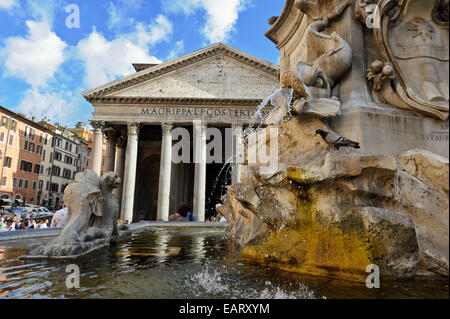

{"left": 0, "top": 0, "right": 285, "bottom": 127}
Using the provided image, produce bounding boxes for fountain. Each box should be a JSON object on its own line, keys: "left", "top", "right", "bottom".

{"left": 21, "top": 170, "right": 132, "bottom": 260}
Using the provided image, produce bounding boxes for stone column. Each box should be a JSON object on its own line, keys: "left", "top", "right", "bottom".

{"left": 193, "top": 122, "right": 207, "bottom": 222}
{"left": 157, "top": 122, "right": 173, "bottom": 221}
{"left": 120, "top": 123, "right": 140, "bottom": 223}
{"left": 104, "top": 127, "right": 117, "bottom": 172}
{"left": 90, "top": 121, "right": 104, "bottom": 176}
{"left": 231, "top": 124, "right": 243, "bottom": 184}
{"left": 115, "top": 135, "right": 126, "bottom": 212}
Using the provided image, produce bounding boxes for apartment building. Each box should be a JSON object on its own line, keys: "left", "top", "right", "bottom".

{"left": 0, "top": 106, "right": 51, "bottom": 206}
{"left": 71, "top": 122, "right": 92, "bottom": 173}
{"left": 39, "top": 122, "right": 82, "bottom": 209}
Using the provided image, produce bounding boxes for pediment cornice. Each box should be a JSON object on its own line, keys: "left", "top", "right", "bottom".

{"left": 82, "top": 43, "right": 279, "bottom": 101}
{"left": 88, "top": 96, "right": 263, "bottom": 107}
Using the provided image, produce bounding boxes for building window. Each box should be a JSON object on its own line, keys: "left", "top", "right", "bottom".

{"left": 34, "top": 164, "right": 41, "bottom": 174}
{"left": 0, "top": 131, "right": 5, "bottom": 143}
{"left": 36, "top": 145, "right": 42, "bottom": 155}
{"left": 24, "top": 180, "right": 29, "bottom": 189}
{"left": 8, "top": 135, "right": 13, "bottom": 145}
{"left": 46, "top": 181, "right": 49, "bottom": 190}
{"left": 50, "top": 183, "right": 59, "bottom": 192}
{"left": 18, "top": 179, "right": 23, "bottom": 188}
{"left": 1, "top": 176, "right": 7, "bottom": 187}
{"left": 1, "top": 116, "right": 9, "bottom": 128}
{"left": 29, "top": 142, "right": 35, "bottom": 153}
{"left": 43, "top": 149, "right": 46, "bottom": 161}
{"left": 38, "top": 180, "right": 43, "bottom": 190}
{"left": 40, "top": 165, "right": 44, "bottom": 174}
{"left": 52, "top": 166, "right": 61, "bottom": 177}
{"left": 32, "top": 181, "right": 37, "bottom": 190}
{"left": 3, "top": 156, "right": 12, "bottom": 168}
{"left": 13, "top": 178, "right": 17, "bottom": 188}
{"left": 54, "top": 152, "right": 62, "bottom": 161}
{"left": 44, "top": 134, "right": 48, "bottom": 145}
{"left": 10, "top": 120, "right": 17, "bottom": 132}
{"left": 20, "top": 160, "right": 33, "bottom": 172}
{"left": 24, "top": 140, "right": 28, "bottom": 150}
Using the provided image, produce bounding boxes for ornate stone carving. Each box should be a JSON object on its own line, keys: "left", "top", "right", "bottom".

{"left": 25, "top": 171, "right": 130, "bottom": 259}
{"left": 268, "top": 16, "right": 279, "bottom": 25}
{"left": 367, "top": 60, "right": 395, "bottom": 91}
{"left": 90, "top": 120, "right": 105, "bottom": 130}
{"left": 294, "top": 0, "right": 353, "bottom": 87}
{"left": 161, "top": 122, "right": 173, "bottom": 135}
{"left": 193, "top": 123, "right": 207, "bottom": 136}
{"left": 103, "top": 126, "right": 117, "bottom": 143}
{"left": 355, "top": 0, "right": 449, "bottom": 120}
{"left": 354, "top": 0, "right": 378, "bottom": 26}
{"left": 116, "top": 135, "right": 127, "bottom": 149}
{"left": 127, "top": 122, "right": 140, "bottom": 136}
{"left": 281, "top": 61, "right": 341, "bottom": 118}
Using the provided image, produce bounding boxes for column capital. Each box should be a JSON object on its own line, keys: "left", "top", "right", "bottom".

{"left": 161, "top": 122, "right": 173, "bottom": 135}
{"left": 193, "top": 122, "right": 207, "bottom": 136}
{"left": 90, "top": 120, "right": 105, "bottom": 130}
{"left": 103, "top": 127, "right": 117, "bottom": 143}
{"left": 127, "top": 122, "right": 140, "bottom": 136}
{"left": 231, "top": 124, "right": 243, "bottom": 135}
{"left": 116, "top": 135, "right": 127, "bottom": 149}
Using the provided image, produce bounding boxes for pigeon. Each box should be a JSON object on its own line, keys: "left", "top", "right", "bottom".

{"left": 315, "top": 129, "right": 360, "bottom": 150}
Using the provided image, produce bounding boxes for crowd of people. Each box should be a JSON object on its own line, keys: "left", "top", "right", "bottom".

{"left": 0, "top": 215, "right": 50, "bottom": 232}
{"left": 169, "top": 204, "right": 228, "bottom": 223}
{"left": 1, "top": 202, "right": 228, "bottom": 232}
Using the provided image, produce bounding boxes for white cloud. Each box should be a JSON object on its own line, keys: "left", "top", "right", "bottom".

{"left": 136, "top": 15, "right": 173, "bottom": 46}
{"left": 161, "top": 0, "right": 202, "bottom": 15}
{"left": 17, "top": 88, "right": 74, "bottom": 123}
{"left": 166, "top": 40, "right": 184, "bottom": 60}
{"left": 201, "top": 0, "right": 249, "bottom": 43}
{"left": 77, "top": 19, "right": 172, "bottom": 88}
{"left": 107, "top": 0, "right": 144, "bottom": 30}
{"left": 2, "top": 19, "right": 67, "bottom": 88}
{"left": 162, "top": 0, "right": 250, "bottom": 43}
{"left": 0, "top": 0, "right": 16, "bottom": 10}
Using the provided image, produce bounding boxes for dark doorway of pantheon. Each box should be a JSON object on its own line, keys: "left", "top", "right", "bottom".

{"left": 134, "top": 124, "right": 233, "bottom": 221}
{"left": 206, "top": 163, "right": 231, "bottom": 220}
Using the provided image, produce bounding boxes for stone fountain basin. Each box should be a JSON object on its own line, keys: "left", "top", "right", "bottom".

{"left": 0, "top": 222, "right": 228, "bottom": 261}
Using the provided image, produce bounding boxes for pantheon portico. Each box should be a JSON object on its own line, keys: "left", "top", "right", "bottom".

{"left": 82, "top": 43, "right": 279, "bottom": 222}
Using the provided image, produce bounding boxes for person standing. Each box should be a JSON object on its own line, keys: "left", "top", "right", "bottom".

{"left": 0, "top": 218, "right": 14, "bottom": 232}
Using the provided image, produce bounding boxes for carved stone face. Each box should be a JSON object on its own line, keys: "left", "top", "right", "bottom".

{"left": 101, "top": 172, "right": 121, "bottom": 189}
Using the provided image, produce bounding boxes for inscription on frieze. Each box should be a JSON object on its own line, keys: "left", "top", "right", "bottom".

{"left": 140, "top": 107, "right": 271, "bottom": 118}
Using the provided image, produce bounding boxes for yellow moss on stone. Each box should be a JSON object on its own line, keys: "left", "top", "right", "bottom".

{"left": 286, "top": 167, "right": 321, "bottom": 184}
{"left": 240, "top": 198, "right": 374, "bottom": 283}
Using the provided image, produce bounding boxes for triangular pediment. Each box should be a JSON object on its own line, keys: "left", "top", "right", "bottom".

{"left": 82, "top": 43, "right": 279, "bottom": 101}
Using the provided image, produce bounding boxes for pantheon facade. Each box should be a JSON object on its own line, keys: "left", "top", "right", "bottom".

{"left": 82, "top": 43, "right": 279, "bottom": 223}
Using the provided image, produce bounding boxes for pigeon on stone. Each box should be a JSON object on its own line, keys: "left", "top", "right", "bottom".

{"left": 315, "top": 129, "right": 360, "bottom": 150}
